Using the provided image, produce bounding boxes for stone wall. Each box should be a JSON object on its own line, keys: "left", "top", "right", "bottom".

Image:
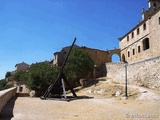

{"left": 0, "top": 87, "right": 17, "bottom": 113}
{"left": 106, "top": 56, "right": 160, "bottom": 90}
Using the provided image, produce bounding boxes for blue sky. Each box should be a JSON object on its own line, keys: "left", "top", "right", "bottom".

{"left": 0, "top": 0, "right": 148, "bottom": 79}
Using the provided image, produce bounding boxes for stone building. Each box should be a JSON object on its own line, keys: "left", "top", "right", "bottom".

{"left": 5, "top": 62, "right": 30, "bottom": 95}
{"left": 15, "top": 62, "right": 29, "bottom": 72}
{"left": 119, "top": 0, "right": 160, "bottom": 63}
{"left": 80, "top": 46, "right": 120, "bottom": 77}
{"left": 80, "top": 46, "right": 109, "bottom": 67}
{"left": 53, "top": 45, "right": 80, "bottom": 66}
{"left": 106, "top": 0, "right": 160, "bottom": 90}
{"left": 52, "top": 45, "right": 120, "bottom": 77}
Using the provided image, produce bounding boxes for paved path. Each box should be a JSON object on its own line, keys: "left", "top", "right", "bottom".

{"left": 1, "top": 95, "right": 159, "bottom": 120}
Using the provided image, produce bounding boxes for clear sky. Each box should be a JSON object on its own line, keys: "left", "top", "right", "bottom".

{"left": 0, "top": 0, "right": 148, "bottom": 79}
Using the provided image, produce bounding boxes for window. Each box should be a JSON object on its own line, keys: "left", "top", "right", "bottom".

{"left": 127, "top": 36, "right": 129, "bottom": 41}
{"left": 132, "top": 32, "right": 134, "bottom": 38}
{"left": 137, "top": 28, "right": 140, "bottom": 35}
{"left": 159, "top": 17, "right": 160, "bottom": 25}
{"left": 153, "top": 3, "right": 157, "bottom": 9}
{"left": 128, "top": 51, "right": 130, "bottom": 57}
{"left": 19, "top": 87, "right": 23, "bottom": 92}
{"left": 143, "top": 23, "right": 146, "bottom": 30}
{"left": 138, "top": 46, "right": 141, "bottom": 53}
{"left": 143, "top": 38, "right": 150, "bottom": 50}
{"left": 133, "top": 49, "right": 135, "bottom": 55}
{"left": 122, "top": 54, "right": 126, "bottom": 62}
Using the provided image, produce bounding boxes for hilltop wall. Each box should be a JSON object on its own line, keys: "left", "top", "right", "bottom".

{"left": 0, "top": 87, "right": 17, "bottom": 113}
{"left": 106, "top": 56, "right": 160, "bottom": 90}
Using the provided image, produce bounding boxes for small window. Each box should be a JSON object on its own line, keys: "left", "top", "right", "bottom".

{"left": 133, "top": 49, "right": 135, "bottom": 55}
{"left": 143, "top": 23, "right": 146, "bottom": 30}
{"left": 132, "top": 32, "right": 134, "bottom": 38}
{"left": 122, "top": 54, "right": 126, "bottom": 62}
{"left": 143, "top": 38, "right": 150, "bottom": 50}
{"left": 128, "top": 51, "right": 130, "bottom": 57}
{"left": 127, "top": 36, "right": 129, "bottom": 41}
{"left": 153, "top": 3, "right": 157, "bottom": 8}
{"left": 138, "top": 46, "right": 141, "bottom": 53}
{"left": 137, "top": 28, "right": 139, "bottom": 35}
{"left": 19, "top": 87, "right": 23, "bottom": 92}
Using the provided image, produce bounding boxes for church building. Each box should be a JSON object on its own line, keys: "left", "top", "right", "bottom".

{"left": 119, "top": 0, "right": 160, "bottom": 63}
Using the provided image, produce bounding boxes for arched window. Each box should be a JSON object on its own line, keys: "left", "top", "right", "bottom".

{"left": 133, "top": 49, "right": 135, "bottom": 55}
{"left": 143, "top": 38, "right": 150, "bottom": 50}
{"left": 138, "top": 46, "right": 141, "bottom": 53}
{"left": 128, "top": 51, "right": 130, "bottom": 57}
{"left": 132, "top": 32, "right": 134, "bottom": 38}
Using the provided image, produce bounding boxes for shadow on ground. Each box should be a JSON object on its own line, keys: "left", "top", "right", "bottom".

{"left": 44, "top": 95, "right": 94, "bottom": 102}
{"left": 0, "top": 97, "right": 17, "bottom": 120}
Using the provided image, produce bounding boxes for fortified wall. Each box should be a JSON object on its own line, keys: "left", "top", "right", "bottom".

{"left": 106, "top": 56, "right": 160, "bottom": 90}
{"left": 0, "top": 87, "right": 17, "bottom": 114}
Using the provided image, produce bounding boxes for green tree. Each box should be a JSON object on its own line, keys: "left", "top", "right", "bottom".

{"left": 11, "top": 48, "right": 94, "bottom": 96}
{"left": 64, "top": 48, "right": 94, "bottom": 86}
{"left": 12, "top": 62, "right": 59, "bottom": 96}
{"left": 0, "top": 79, "right": 13, "bottom": 91}
{"left": 25, "top": 62, "right": 55, "bottom": 96}
{"left": 0, "top": 79, "right": 7, "bottom": 90}
{"left": 13, "top": 71, "right": 27, "bottom": 82}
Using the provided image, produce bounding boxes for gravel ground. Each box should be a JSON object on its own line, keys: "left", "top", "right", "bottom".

{"left": 1, "top": 95, "right": 159, "bottom": 120}
{"left": 1, "top": 81, "right": 159, "bottom": 120}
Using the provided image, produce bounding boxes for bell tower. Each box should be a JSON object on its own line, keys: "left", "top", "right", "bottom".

{"left": 142, "top": 0, "right": 160, "bottom": 20}
{"left": 148, "top": 0, "right": 160, "bottom": 10}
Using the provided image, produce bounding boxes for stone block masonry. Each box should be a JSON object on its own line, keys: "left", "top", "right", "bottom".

{"left": 0, "top": 87, "right": 17, "bottom": 114}
{"left": 106, "top": 56, "right": 160, "bottom": 90}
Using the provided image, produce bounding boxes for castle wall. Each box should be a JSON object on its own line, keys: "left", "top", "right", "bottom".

{"left": 81, "top": 47, "right": 109, "bottom": 67}
{"left": 106, "top": 56, "right": 160, "bottom": 90}
{"left": 0, "top": 87, "right": 17, "bottom": 113}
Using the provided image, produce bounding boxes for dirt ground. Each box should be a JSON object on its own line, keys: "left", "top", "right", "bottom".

{"left": 1, "top": 78, "right": 159, "bottom": 120}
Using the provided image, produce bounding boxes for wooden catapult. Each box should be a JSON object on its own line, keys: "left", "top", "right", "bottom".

{"left": 41, "top": 38, "right": 77, "bottom": 101}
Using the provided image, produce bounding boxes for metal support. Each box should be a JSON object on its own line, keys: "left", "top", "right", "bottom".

{"left": 61, "top": 78, "right": 67, "bottom": 99}
{"left": 94, "top": 64, "right": 97, "bottom": 86}
{"left": 124, "top": 61, "right": 128, "bottom": 98}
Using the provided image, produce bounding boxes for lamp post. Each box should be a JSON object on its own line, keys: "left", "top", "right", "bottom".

{"left": 124, "top": 61, "right": 128, "bottom": 98}
{"left": 94, "top": 64, "right": 97, "bottom": 86}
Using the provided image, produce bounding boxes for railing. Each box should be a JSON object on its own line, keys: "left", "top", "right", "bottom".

{"left": 0, "top": 87, "right": 17, "bottom": 113}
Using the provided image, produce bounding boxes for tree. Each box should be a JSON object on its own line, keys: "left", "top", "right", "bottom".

{"left": 13, "top": 71, "right": 27, "bottom": 82}
{"left": 12, "top": 62, "right": 60, "bottom": 96}
{"left": 64, "top": 48, "right": 94, "bottom": 86}
{"left": 11, "top": 48, "right": 94, "bottom": 96}
{"left": 25, "top": 62, "right": 55, "bottom": 96}
{"left": 0, "top": 79, "right": 7, "bottom": 90}
{"left": 0, "top": 79, "right": 13, "bottom": 91}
